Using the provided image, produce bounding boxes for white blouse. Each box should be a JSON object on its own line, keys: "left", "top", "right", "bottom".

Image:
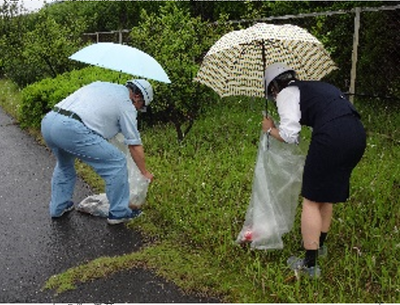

{"left": 276, "top": 85, "right": 302, "bottom": 144}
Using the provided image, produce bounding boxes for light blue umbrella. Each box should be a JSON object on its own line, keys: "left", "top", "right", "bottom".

{"left": 69, "top": 42, "right": 171, "bottom": 83}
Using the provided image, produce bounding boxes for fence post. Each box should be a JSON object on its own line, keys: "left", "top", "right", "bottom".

{"left": 349, "top": 7, "right": 361, "bottom": 103}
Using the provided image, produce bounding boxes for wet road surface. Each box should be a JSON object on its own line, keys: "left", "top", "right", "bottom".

{"left": 0, "top": 107, "right": 219, "bottom": 303}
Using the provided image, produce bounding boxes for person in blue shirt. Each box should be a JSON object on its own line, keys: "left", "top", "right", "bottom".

{"left": 41, "top": 79, "right": 154, "bottom": 225}
{"left": 262, "top": 63, "right": 366, "bottom": 278}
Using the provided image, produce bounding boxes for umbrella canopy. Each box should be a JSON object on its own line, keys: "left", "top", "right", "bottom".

{"left": 194, "top": 23, "right": 337, "bottom": 98}
{"left": 69, "top": 42, "right": 171, "bottom": 83}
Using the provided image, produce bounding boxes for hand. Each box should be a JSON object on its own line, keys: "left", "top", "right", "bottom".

{"left": 262, "top": 116, "right": 275, "bottom": 133}
{"left": 142, "top": 171, "right": 154, "bottom": 183}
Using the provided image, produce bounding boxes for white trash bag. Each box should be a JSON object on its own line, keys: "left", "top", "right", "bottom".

{"left": 236, "top": 132, "right": 305, "bottom": 249}
{"left": 76, "top": 133, "right": 150, "bottom": 217}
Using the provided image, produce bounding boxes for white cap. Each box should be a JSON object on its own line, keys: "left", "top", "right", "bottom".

{"left": 126, "top": 79, "right": 154, "bottom": 106}
{"left": 264, "top": 62, "right": 295, "bottom": 91}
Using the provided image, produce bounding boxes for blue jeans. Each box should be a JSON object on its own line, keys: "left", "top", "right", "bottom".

{"left": 41, "top": 111, "right": 131, "bottom": 218}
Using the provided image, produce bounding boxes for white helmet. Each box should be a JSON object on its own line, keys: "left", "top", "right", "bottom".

{"left": 264, "top": 62, "right": 295, "bottom": 93}
{"left": 126, "top": 79, "right": 154, "bottom": 106}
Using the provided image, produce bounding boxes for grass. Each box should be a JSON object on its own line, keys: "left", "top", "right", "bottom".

{"left": 1, "top": 78, "right": 399, "bottom": 302}
{"left": 0, "top": 79, "right": 21, "bottom": 118}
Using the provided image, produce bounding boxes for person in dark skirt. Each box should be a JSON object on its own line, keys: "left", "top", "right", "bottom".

{"left": 261, "top": 62, "right": 366, "bottom": 278}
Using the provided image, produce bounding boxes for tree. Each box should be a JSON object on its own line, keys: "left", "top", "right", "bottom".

{"left": 43, "top": 1, "right": 167, "bottom": 33}
{"left": 0, "top": 8, "right": 86, "bottom": 87}
{"left": 0, "top": 0, "right": 28, "bottom": 78}
{"left": 129, "top": 2, "right": 232, "bottom": 142}
{"left": 23, "top": 10, "right": 86, "bottom": 79}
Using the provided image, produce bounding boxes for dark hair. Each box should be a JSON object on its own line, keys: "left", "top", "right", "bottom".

{"left": 126, "top": 82, "right": 143, "bottom": 98}
{"left": 268, "top": 71, "right": 297, "bottom": 96}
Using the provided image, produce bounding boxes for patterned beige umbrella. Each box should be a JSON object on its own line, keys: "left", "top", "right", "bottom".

{"left": 194, "top": 23, "right": 337, "bottom": 98}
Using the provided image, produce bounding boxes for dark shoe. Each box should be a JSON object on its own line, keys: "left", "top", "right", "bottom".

{"left": 107, "top": 209, "right": 142, "bottom": 225}
{"left": 287, "top": 256, "right": 321, "bottom": 278}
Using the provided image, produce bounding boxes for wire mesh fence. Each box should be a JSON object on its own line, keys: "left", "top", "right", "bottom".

{"left": 84, "top": 5, "right": 400, "bottom": 102}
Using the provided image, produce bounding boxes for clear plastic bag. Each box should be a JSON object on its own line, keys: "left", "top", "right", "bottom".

{"left": 76, "top": 194, "right": 109, "bottom": 217}
{"left": 109, "top": 134, "right": 150, "bottom": 208}
{"left": 236, "top": 132, "right": 305, "bottom": 249}
{"left": 76, "top": 134, "right": 150, "bottom": 217}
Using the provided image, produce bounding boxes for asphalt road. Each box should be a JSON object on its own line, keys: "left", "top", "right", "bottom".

{"left": 0, "top": 107, "right": 219, "bottom": 303}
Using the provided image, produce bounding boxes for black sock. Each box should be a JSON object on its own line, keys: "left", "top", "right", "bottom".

{"left": 305, "top": 250, "right": 318, "bottom": 267}
{"left": 319, "top": 232, "right": 328, "bottom": 248}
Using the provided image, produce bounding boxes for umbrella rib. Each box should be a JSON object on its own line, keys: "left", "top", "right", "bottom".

{"left": 233, "top": 48, "right": 247, "bottom": 66}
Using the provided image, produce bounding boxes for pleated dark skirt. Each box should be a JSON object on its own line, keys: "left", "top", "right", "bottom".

{"left": 301, "top": 115, "right": 366, "bottom": 203}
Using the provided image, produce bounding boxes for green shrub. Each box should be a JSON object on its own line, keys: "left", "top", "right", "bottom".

{"left": 18, "top": 66, "right": 128, "bottom": 128}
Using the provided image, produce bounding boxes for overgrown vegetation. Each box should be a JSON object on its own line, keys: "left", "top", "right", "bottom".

{"left": 129, "top": 99, "right": 400, "bottom": 303}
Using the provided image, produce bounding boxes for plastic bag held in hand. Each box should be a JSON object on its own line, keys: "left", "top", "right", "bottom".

{"left": 76, "top": 134, "right": 150, "bottom": 217}
{"left": 236, "top": 130, "right": 305, "bottom": 249}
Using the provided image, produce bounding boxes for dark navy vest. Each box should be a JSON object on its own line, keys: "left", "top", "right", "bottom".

{"left": 288, "top": 81, "right": 360, "bottom": 129}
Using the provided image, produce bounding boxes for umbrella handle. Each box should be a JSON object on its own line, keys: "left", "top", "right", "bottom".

{"left": 262, "top": 110, "right": 271, "bottom": 150}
